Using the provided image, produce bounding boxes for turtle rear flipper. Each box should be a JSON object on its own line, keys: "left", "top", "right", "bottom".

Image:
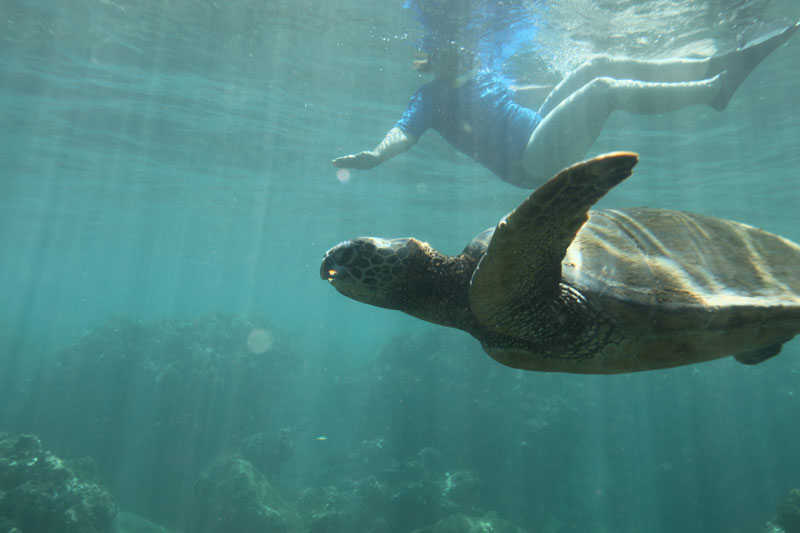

{"left": 469, "top": 152, "right": 638, "bottom": 338}
{"left": 734, "top": 340, "right": 791, "bottom": 365}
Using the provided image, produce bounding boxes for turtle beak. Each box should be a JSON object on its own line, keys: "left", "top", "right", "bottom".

{"left": 320, "top": 253, "right": 338, "bottom": 282}
{"left": 320, "top": 241, "right": 354, "bottom": 283}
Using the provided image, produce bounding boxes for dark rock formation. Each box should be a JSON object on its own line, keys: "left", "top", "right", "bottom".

{"left": 0, "top": 433, "right": 116, "bottom": 533}
{"left": 237, "top": 428, "right": 294, "bottom": 477}
{"left": 111, "top": 511, "right": 172, "bottom": 533}
{"left": 762, "top": 489, "right": 800, "bottom": 533}
{"left": 779, "top": 490, "right": 800, "bottom": 532}
{"left": 411, "top": 512, "right": 530, "bottom": 532}
{"left": 187, "top": 455, "right": 300, "bottom": 533}
{"left": 318, "top": 329, "right": 584, "bottom": 527}
{"left": 296, "top": 441, "right": 486, "bottom": 533}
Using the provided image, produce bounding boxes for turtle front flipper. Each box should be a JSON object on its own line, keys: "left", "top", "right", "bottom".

{"left": 469, "top": 152, "right": 638, "bottom": 337}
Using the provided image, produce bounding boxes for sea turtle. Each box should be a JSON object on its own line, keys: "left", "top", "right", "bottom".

{"left": 320, "top": 153, "right": 800, "bottom": 374}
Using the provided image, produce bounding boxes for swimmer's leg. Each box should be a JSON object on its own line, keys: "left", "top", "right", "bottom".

{"left": 707, "top": 21, "right": 799, "bottom": 110}
{"left": 539, "top": 22, "right": 798, "bottom": 117}
{"left": 522, "top": 76, "right": 720, "bottom": 185}
{"left": 538, "top": 56, "right": 710, "bottom": 117}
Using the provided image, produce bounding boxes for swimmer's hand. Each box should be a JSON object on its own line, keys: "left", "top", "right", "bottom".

{"left": 332, "top": 128, "right": 417, "bottom": 171}
{"left": 332, "top": 151, "right": 381, "bottom": 170}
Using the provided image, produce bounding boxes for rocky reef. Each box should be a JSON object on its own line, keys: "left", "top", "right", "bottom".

{"left": 296, "top": 442, "right": 482, "bottom": 532}
{"left": 187, "top": 454, "right": 300, "bottom": 533}
{"left": 6, "top": 315, "right": 579, "bottom": 531}
{"left": 411, "top": 512, "right": 530, "bottom": 533}
{"left": 183, "top": 429, "right": 493, "bottom": 532}
{"left": 762, "top": 489, "right": 800, "bottom": 533}
{"left": 315, "top": 329, "right": 586, "bottom": 529}
{"left": 14, "top": 314, "right": 304, "bottom": 527}
{"left": 11, "top": 312, "right": 790, "bottom": 531}
{"left": 111, "top": 511, "right": 172, "bottom": 533}
{"left": 0, "top": 432, "right": 116, "bottom": 533}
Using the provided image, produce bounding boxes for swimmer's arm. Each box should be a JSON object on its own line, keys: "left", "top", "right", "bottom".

{"left": 332, "top": 127, "right": 417, "bottom": 170}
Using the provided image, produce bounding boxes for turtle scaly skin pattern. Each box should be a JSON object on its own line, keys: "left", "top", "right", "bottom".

{"left": 321, "top": 236, "right": 620, "bottom": 366}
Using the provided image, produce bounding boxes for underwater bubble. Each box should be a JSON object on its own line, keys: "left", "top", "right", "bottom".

{"left": 336, "top": 168, "right": 351, "bottom": 183}
{"left": 246, "top": 328, "right": 273, "bottom": 354}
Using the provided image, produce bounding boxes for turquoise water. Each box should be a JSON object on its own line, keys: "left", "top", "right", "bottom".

{"left": 1, "top": 1, "right": 800, "bottom": 531}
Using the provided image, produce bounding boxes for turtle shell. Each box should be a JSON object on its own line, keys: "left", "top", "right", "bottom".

{"left": 560, "top": 207, "right": 800, "bottom": 369}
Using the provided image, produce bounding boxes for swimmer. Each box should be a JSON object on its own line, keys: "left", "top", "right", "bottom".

{"left": 332, "top": 22, "right": 798, "bottom": 188}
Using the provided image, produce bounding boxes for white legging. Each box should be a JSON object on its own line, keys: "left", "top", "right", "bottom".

{"left": 520, "top": 55, "right": 720, "bottom": 186}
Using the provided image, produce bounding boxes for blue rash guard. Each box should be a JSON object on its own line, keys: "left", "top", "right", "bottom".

{"left": 394, "top": 71, "right": 542, "bottom": 184}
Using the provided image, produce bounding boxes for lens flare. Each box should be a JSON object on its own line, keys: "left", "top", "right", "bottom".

{"left": 246, "top": 328, "right": 273, "bottom": 354}
{"left": 336, "top": 168, "right": 351, "bottom": 183}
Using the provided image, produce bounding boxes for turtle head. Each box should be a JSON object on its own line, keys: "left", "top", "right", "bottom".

{"left": 321, "top": 237, "right": 426, "bottom": 309}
